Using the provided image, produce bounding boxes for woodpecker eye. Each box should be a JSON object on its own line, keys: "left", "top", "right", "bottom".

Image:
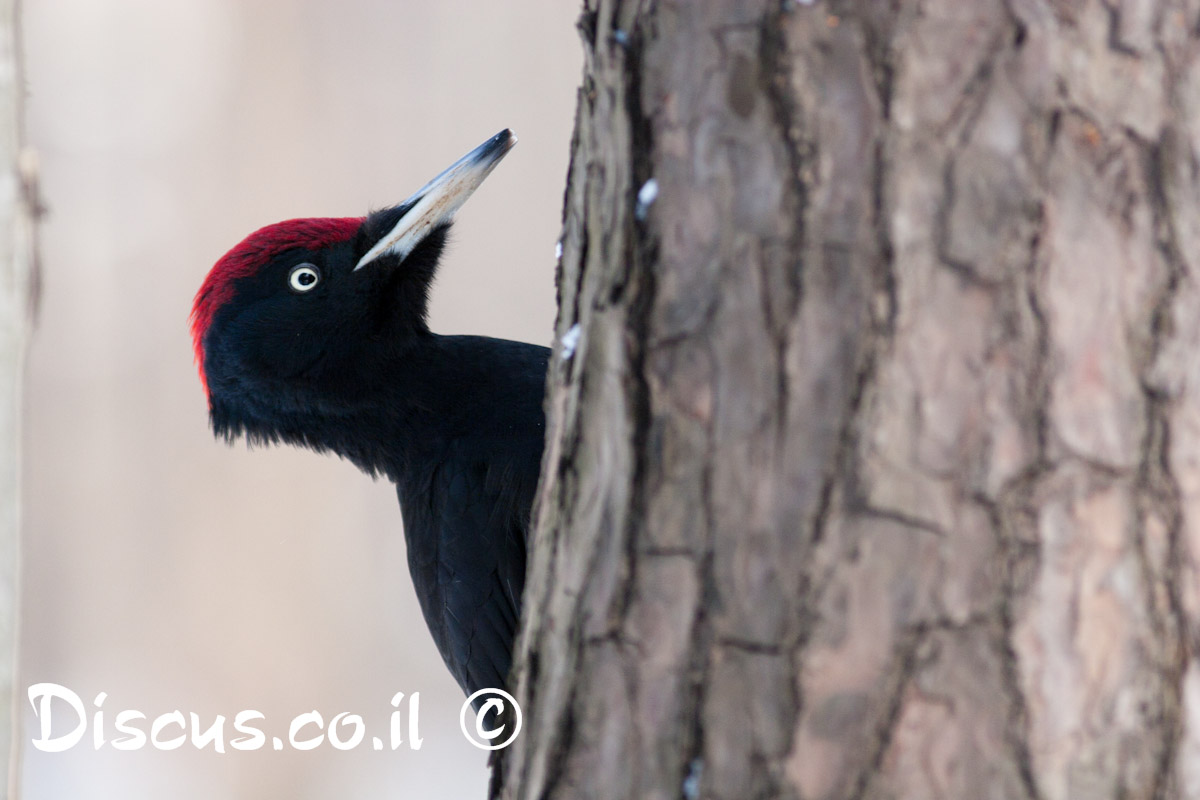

{"left": 288, "top": 264, "right": 321, "bottom": 293}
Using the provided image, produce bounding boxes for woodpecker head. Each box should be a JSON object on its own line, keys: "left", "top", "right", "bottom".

{"left": 191, "top": 129, "right": 516, "bottom": 440}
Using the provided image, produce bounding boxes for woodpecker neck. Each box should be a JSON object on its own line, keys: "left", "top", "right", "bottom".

{"left": 213, "top": 333, "right": 549, "bottom": 485}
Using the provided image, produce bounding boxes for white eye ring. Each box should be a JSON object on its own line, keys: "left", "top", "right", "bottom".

{"left": 288, "top": 264, "right": 321, "bottom": 293}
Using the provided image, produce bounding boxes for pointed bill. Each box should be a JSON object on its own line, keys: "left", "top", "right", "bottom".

{"left": 355, "top": 129, "right": 517, "bottom": 270}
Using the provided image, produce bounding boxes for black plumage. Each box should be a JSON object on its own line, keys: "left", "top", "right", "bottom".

{"left": 191, "top": 131, "right": 545, "bottom": 705}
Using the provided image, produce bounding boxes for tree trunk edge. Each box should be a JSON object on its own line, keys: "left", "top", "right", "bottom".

{"left": 1, "top": 0, "right": 36, "bottom": 796}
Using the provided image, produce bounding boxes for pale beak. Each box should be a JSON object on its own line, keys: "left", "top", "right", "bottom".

{"left": 355, "top": 129, "right": 517, "bottom": 270}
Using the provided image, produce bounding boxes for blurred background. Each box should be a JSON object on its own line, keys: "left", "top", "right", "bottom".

{"left": 20, "top": 0, "right": 578, "bottom": 797}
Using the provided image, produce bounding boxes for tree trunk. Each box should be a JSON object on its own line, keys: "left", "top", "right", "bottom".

{"left": 501, "top": 1, "right": 1200, "bottom": 798}
{"left": 0, "top": 0, "right": 33, "bottom": 796}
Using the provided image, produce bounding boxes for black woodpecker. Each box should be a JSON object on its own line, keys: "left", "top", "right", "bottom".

{"left": 190, "top": 130, "right": 546, "bottom": 709}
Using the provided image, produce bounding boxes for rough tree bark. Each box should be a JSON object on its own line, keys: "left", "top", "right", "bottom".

{"left": 0, "top": 0, "right": 32, "bottom": 796}
{"left": 501, "top": 1, "right": 1200, "bottom": 799}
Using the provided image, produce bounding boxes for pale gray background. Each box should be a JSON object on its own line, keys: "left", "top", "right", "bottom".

{"left": 21, "top": 0, "right": 578, "bottom": 797}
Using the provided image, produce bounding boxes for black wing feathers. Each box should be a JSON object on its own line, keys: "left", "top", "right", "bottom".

{"left": 398, "top": 441, "right": 532, "bottom": 706}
